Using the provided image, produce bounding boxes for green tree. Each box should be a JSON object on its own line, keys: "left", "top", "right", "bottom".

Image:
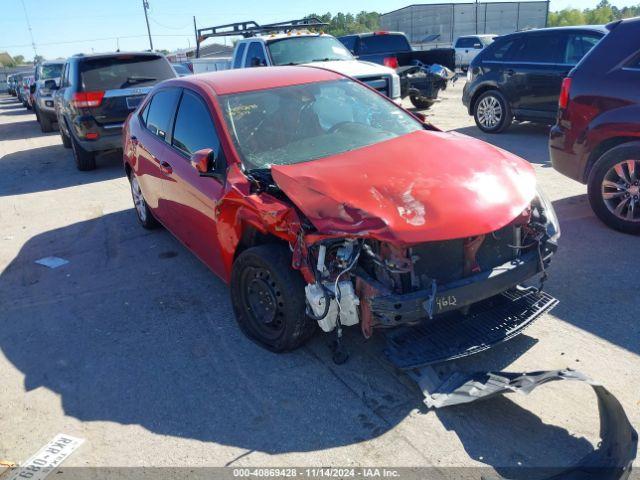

{"left": 13, "top": 54, "right": 25, "bottom": 65}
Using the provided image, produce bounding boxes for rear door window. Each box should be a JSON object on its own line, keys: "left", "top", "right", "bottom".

{"left": 79, "top": 55, "right": 175, "bottom": 91}
{"left": 359, "top": 34, "right": 410, "bottom": 54}
{"left": 514, "top": 33, "right": 566, "bottom": 64}
{"left": 564, "top": 33, "right": 602, "bottom": 65}
{"left": 144, "top": 88, "right": 181, "bottom": 141}
{"left": 455, "top": 38, "right": 475, "bottom": 49}
{"left": 234, "top": 43, "right": 247, "bottom": 68}
{"left": 172, "top": 90, "right": 221, "bottom": 158}
{"left": 245, "top": 42, "right": 267, "bottom": 67}
{"left": 483, "top": 38, "right": 523, "bottom": 61}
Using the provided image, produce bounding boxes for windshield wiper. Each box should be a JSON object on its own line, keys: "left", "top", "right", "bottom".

{"left": 120, "top": 76, "right": 157, "bottom": 88}
{"left": 311, "top": 57, "right": 347, "bottom": 62}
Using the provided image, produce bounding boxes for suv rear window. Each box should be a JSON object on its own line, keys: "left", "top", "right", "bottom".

{"left": 80, "top": 55, "right": 175, "bottom": 91}
{"left": 359, "top": 34, "right": 410, "bottom": 54}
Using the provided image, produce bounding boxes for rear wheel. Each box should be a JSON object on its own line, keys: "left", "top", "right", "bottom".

{"left": 71, "top": 134, "right": 96, "bottom": 171}
{"left": 129, "top": 172, "right": 159, "bottom": 229}
{"left": 588, "top": 143, "right": 640, "bottom": 234}
{"left": 410, "top": 95, "right": 434, "bottom": 110}
{"left": 231, "top": 245, "right": 316, "bottom": 352}
{"left": 60, "top": 121, "right": 72, "bottom": 148}
{"left": 473, "top": 90, "right": 513, "bottom": 133}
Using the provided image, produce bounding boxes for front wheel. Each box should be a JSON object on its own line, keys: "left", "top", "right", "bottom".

{"left": 231, "top": 245, "right": 316, "bottom": 352}
{"left": 473, "top": 90, "right": 513, "bottom": 134}
{"left": 37, "top": 109, "right": 54, "bottom": 133}
{"left": 588, "top": 143, "right": 640, "bottom": 234}
{"left": 410, "top": 95, "right": 434, "bottom": 110}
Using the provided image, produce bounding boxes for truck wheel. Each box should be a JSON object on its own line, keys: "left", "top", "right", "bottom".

{"left": 71, "top": 134, "right": 96, "bottom": 171}
{"left": 231, "top": 245, "right": 316, "bottom": 352}
{"left": 38, "top": 109, "right": 54, "bottom": 133}
{"left": 588, "top": 143, "right": 640, "bottom": 234}
{"left": 473, "top": 90, "right": 512, "bottom": 134}
{"left": 129, "top": 172, "right": 159, "bottom": 229}
{"left": 410, "top": 95, "right": 434, "bottom": 110}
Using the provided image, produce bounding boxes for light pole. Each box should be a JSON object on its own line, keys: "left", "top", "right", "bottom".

{"left": 142, "top": 0, "right": 154, "bottom": 51}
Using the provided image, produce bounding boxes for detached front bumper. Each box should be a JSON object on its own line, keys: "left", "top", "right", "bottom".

{"left": 369, "top": 248, "right": 554, "bottom": 327}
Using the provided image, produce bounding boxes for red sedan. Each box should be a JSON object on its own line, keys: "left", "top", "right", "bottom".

{"left": 123, "top": 66, "right": 559, "bottom": 364}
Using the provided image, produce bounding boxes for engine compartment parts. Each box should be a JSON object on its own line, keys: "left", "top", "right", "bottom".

{"left": 411, "top": 369, "right": 637, "bottom": 480}
{"left": 305, "top": 281, "right": 360, "bottom": 332}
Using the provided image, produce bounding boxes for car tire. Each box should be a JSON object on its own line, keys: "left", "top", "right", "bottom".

{"left": 71, "top": 134, "right": 96, "bottom": 171}
{"left": 60, "top": 121, "right": 72, "bottom": 148}
{"left": 129, "top": 172, "right": 159, "bottom": 229}
{"left": 231, "top": 244, "right": 316, "bottom": 352}
{"left": 587, "top": 142, "right": 640, "bottom": 234}
{"left": 473, "top": 90, "right": 513, "bottom": 134}
{"left": 37, "top": 109, "right": 54, "bottom": 133}
{"left": 410, "top": 95, "right": 434, "bottom": 110}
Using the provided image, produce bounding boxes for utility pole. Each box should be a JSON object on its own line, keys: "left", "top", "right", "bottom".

{"left": 20, "top": 0, "right": 38, "bottom": 61}
{"left": 142, "top": 0, "right": 154, "bottom": 51}
{"left": 194, "top": 16, "right": 200, "bottom": 59}
{"left": 475, "top": 0, "right": 479, "bottom": 35}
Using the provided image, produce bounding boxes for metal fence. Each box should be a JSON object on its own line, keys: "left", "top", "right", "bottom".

{"left": 380, "top": 1, "right": 550, "bottom": 46}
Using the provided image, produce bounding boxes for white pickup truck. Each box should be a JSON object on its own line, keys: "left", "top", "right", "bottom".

{"left": 228, "top": 32, "right": 402, "bottom": 103}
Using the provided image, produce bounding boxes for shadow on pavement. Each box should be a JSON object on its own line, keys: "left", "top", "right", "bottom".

{"left": 0, "top": 145, "right": 123, "bottom": 196}
{"left": 454, "top": 124, "right": 552, "bottom": 166}
{"left": 0, "top": 210, "right": 602, "bottom": 468}
{"left": 548, "top": 194, "right": 640, "bottom": 356}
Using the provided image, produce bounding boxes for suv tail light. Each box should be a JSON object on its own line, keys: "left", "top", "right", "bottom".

{"left": 559, "top": 78, "right": 572, "bottom": 110}
{"left": 384, "top": 56, "right": 399, "bottom": 69}
{"left": 72, "top": 91, "right": 105, "bottom": 108}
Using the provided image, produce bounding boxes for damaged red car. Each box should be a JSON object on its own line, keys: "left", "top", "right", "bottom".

{"left": 123, "top": 66, "right": 560, "bottom": 367}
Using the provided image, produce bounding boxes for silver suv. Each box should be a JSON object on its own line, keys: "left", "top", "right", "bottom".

{"left": 34, "top": 61, "right": 64, "bottom": 132}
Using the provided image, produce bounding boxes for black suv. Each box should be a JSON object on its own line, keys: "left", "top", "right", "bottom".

{"left": 463, "top": 26, "right": 606, "bottom": 133}
{"left": 54, "top": 52, "right": 176, "bottom": 170}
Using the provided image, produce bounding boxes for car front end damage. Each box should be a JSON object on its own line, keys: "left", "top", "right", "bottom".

{"left": 296, "top": 190, "right": 559, "bottom": 363}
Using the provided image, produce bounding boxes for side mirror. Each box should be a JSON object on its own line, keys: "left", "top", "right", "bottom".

{"left": 250, "top": 57, "right": 265, "bottom": 67}
{"left": 190, "top": 148, "right": 223, "bottom": 180}
{"left": 474, "top": 43, "right": 483, "bottom": 49}
{"left": 44, "top": 79, "right": 58, "bottom": 91}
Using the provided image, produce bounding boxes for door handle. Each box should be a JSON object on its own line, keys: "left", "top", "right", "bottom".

{"left": 160, "top": 161, "right": 173, "bottom": 175}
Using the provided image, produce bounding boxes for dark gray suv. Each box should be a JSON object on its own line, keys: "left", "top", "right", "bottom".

{"left": 53, "top": 52, "right": 176, "bottom": 170}
{"left": 462, "top": 26, "right": 606, "bottom": 133}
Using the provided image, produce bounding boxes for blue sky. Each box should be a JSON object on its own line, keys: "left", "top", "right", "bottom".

{"left": 1, "top": 0, "right": 637, "bottom": 60}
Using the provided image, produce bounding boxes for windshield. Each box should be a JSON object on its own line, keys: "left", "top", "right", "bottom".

{"left": 38, "top": 63, "right": 63, "bottom": 79}
{"left": 221, "top": 79, "right": 423, "bottom": 171}
{"left": 267, "top": 36, "right": 353, "bottom": 66}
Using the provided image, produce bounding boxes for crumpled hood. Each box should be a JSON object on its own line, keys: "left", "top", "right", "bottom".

{"left": 270, "top": 130, "right": 537, "bottom": 245}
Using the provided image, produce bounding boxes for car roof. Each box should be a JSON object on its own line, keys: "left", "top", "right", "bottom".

{"left": 346, "top": 31, "right": 406, "bottom": 38}
{"left": 163, "top": 65, "right": 343, "bottom": 96}
{"left": 69, "top": 51, "right": 164, "bottom": 61}
{"left": 502, "top": 25, "right": 607, "bottom": 38}
{"left": 239, "top": 32, "right": 333, "bottom": 42}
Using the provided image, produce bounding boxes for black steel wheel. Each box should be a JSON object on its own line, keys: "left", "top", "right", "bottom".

{"left": 231, "top": 245, "right": 316, "bottom": 352}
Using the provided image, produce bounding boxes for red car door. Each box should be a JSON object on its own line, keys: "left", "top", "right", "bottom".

{"left": 134, "top": 87, "right": 181, "bottom": 223}
{"left": 160, "top": 89, "right": 228, "bottom": 278}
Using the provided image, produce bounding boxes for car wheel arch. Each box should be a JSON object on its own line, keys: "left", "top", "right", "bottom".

{"left": 586, "top": 137, "right": 640, "bottom": 183}
{"left": 470, "top": 84, "right": 501, "bottom": 113}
